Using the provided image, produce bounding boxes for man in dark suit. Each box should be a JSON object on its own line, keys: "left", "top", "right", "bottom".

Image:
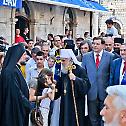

{"left": 110, "top": 43, "right": 126, "bottom": 85}
{"left": 105, "top": 37, "right": 120, "bottom": 60}
{"left": 82, "top": 37, "right": 113, "bottom": 126}
{"left": 74, "top": 37, "right": 84, "bottom": 56}
{"left": 21, "top": 27, "right": 29, "bottom": 42}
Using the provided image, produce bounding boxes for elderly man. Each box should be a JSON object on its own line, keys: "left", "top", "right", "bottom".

{"left": 54, "top": 49, "right": 90, "bottom": 126}
{"left": 100, "top": 85, "right": 126, "bottom": 126}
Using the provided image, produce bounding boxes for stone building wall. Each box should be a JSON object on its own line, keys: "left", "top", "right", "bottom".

{"left": 0, "top": 2, "right": 96, "bottom": 44}
{"left": 99, "top": 0, "right": 126, "bottom": 39}
{"left": 0, "top": 6, "right": 12, "bottom": 43}
{"left": 29, "top": 2, "right": 91, "bottom": 40}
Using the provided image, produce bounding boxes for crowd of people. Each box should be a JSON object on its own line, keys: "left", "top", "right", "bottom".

{"left": 0, "top": 19, "right": 126, "bottom": 126}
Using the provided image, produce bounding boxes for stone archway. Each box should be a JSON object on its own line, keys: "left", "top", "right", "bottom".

{"left": 114, "top": 22, "right": 121, "bottom": 35}
{"left": 112, "top": 18, "right": 123, "bottom": 35}
{"left": 15, "top": 16, "right": 30, "bottom": 37}
{"left": 15, "top": 1, "right": 31, "bottom": 37}
{"left": 63, "top": 8, "right": 77, "bottom": 38}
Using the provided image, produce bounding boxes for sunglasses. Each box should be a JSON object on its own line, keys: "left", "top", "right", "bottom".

{"left": 61, "top": 59, "right": 66, "bottom": 62}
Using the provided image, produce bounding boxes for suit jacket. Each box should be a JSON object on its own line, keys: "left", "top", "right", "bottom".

{"left": 82, "top": 50, "right": 113, "bottom": 101}
{"left": 76, "top": 55, "right": 82, "bottom": 62}
{"left": 74, "top": 49, "right": 80, "bottom": 56}
{"left": 109, "top": 58, "right": 122, "bottom": 86}
{"left": 112, "top": 51, "right": 120, "bottom": 60}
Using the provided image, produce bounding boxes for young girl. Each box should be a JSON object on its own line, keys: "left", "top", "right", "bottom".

{"left": 36, "top": 68, "right": 55, "bottom": 126}
{"left": 29, "top": 68, "right": 56, "bottom": 126}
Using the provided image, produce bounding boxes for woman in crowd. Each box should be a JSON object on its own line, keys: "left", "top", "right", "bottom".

{"left": 29, "top": 68, "right": 56, "bottom": 126}
{"left": 76, "top": 40, "right": 92, "bottom": 62}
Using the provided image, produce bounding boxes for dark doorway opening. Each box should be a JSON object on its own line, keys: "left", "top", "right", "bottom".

{"left": 15, "top": 1, "right": 30, "bottom": 37}
{"left": 15, "top": 16, "right": 30, "bottom": 37}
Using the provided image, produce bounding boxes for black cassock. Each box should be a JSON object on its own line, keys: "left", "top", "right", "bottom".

{"left": 56, "top": 64, "right": 90, "bottom": 126}
{"left": 0, "top": 43, "right": 31, "bottom": 126}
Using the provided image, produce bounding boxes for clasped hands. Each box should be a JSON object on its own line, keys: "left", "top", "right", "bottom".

{"left": 68, "top": 71, "right": 76, "bottom": 80}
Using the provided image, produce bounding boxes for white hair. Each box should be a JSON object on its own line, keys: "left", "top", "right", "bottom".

{"left": 106, "top": 85, "right": 126, "bottom": 110}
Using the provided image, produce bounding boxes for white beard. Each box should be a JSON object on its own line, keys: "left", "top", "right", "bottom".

{"left": 103, "top": 115, "right": 120, "bottom": 126}
{"left": 61, "top": 65, "right": 68, "bottom": 74}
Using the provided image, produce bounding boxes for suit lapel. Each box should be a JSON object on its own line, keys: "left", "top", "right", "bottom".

{"left": 90, "top": 52, "right": 97, "bottom": 69}
{"left": 117, "top": 58, "right": 122, "bottom": 78}
{"left": 98, "top": 50, "right": 107, "bottom": 69}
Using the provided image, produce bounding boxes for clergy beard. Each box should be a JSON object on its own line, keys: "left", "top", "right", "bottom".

{"left": 103, "top": 114, "right": 120, "bottom": 126}
{"left": 61, "top": 65, "right": 68, "bottom": 74}
{"left": 114, "top": 48, "right": 120, "bottom": 55}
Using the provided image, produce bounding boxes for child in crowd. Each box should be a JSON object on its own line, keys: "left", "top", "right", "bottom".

{"left": 29, "top": 68, "right": 56, "bottom": 126}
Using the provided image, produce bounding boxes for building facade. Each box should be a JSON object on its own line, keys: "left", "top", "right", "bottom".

{"left": 0, "top": 0, "right": 102, "bottom": 44}
{"left": 99, "top": 0, "right": 126, "bottom": 38}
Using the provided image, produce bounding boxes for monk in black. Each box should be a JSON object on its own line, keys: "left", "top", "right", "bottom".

{"left": 0, "top": 43, "right": 31, "bottom": 126}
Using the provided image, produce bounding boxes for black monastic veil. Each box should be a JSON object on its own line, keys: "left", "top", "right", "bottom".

{"left": 0, "top": 43, "right": 31, "bottom": 126}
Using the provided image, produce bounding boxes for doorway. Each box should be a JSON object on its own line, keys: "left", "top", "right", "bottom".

{"left": 63, "top": 8, "right": 76, "bottom": 38}
{"left": 15, "top": 1, "right": 30, "bottom": 37}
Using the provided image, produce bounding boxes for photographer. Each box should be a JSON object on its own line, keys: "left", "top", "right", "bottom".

{"left": 0, "top": 36, "right": 9, "bottom": 52}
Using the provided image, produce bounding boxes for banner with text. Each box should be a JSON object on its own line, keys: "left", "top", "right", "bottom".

{"left": 0, "top": 0, "right": 22, "bottom": 8}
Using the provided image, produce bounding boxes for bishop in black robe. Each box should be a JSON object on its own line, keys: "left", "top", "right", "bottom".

{"left": 0, "top": 43, "right": 31, "bottom": 126}
{"left": 55, "top": 64, "right": 91, "bottom": 126}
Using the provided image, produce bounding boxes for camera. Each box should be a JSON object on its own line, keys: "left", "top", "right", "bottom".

{"left": 0, "top": 45, "right": 6, "bottom": 52}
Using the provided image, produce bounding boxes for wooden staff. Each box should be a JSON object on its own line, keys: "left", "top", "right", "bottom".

{"left": 66, "top": 64, "right": 79, "bottom": 126}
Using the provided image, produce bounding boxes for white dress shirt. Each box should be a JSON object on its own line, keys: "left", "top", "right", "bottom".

{"left": 94, "top": 50, "right": 104, "bottom": 64}
{"left": 119, "top": 60, "right": 125, "bottom": 84}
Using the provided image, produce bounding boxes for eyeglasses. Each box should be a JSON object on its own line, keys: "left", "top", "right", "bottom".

{"left": 81, "top": 47, "right": 88, "bottom": 49}
{"left": 36, "top": 58, "right": 44, "bottom": 60}
{"left": 61, "top": 59, "right": 66, "bottom": 62}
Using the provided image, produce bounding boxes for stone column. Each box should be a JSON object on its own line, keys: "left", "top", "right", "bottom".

{"left": 92, "top": 12, "right": 99, "bottom": 37}
{"left": 10, "top": 8, "right": 16, "bottom": 44}
{"left": 30, "top": 19, "right": 39, "bottom": 43}
{"left": 73, "top": 20, "right": 78, "bottom": 40}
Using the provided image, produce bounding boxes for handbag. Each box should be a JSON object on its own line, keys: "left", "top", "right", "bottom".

{"left": 30, "top": 96, "right": 43, "bottom": 126}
